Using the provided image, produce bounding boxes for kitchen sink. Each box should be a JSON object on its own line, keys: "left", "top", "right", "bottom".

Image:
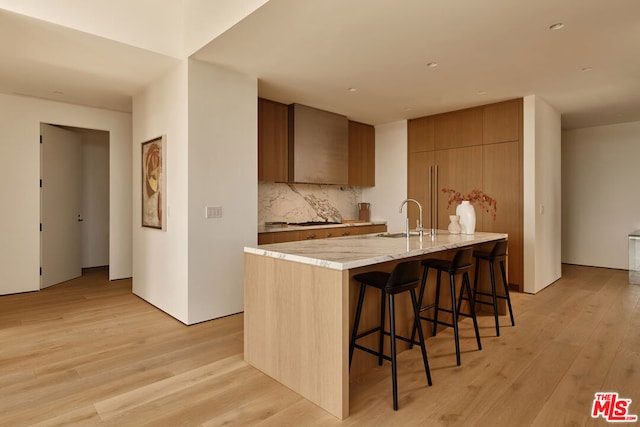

{"left": 376, "top": 232, "right": 409, "bottom": 238}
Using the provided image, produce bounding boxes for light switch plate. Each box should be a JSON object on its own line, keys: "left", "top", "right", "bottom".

{"left": 206, "top": 206, "right": 222, "bottom": 218}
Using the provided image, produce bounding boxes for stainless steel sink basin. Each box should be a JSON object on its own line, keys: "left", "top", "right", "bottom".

{"left": 376, "top": 232, "right": 409, "bottom": 238}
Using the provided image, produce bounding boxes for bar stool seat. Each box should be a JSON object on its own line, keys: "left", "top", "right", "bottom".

{"left": 463, "top": 239, "right": 515, "bottom": 336}
{"left": 349, "top": 260, "right": 432, "bottom": 411}
{"left": 410, "top": 247, "right": 482, "bottom": 366}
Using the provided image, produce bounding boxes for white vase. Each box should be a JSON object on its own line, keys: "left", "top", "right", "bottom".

{"left": 456, "top": 201, "right": 476, "bottom": 235}
{"left": 447, "top": 215, "right": 461, "bottom": 234}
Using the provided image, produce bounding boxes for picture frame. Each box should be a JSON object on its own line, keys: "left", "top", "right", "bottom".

{"left": 141, "top": 135, "right": 166, "bottom": 230}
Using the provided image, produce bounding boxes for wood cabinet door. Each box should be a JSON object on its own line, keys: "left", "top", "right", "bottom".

{"left": 367, "top": 224, "right": 387, "bottom": 234}
{"left": 435, "top": 146, "right": 483, "bottom": 229}
{"left": 347, "top": 224, "right": 387, "bottom": 236}
{"left": 257, "top": 233, "right": 274, "bottom": 245}
{"left": 434, "top": 107, "right": 483, "bottom": 150}
{"left": 483, "top": 98, "right": 522, "bottom": 145}
{"left": 320, "top": 228, "right": 341, "bottom": 239}
{"left": 258, "top": 230, "right": 300, "bottom": 244}
{"left": 408, "top": 116, "right": 435, "bottom": 153}
{"left": 407, "top": 151, "right": 435, "bottom": 229}
{"left": 258, "top": 98, "right": 289, "bottom": 182}
{"left": 482, "top": 140, "right": 523, "bottom": 288}
{"left": 348, "top": 121, "right": 375, "bottom": 186}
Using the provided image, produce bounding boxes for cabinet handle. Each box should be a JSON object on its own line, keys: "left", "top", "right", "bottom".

{"left": 326, "top": 232, "right": 333, "bottom": 237}
{"left": 434, "top": 164, "right": 439, "bottom": 229}
{"left": 306, "top": 234, "right": 316, "bottom": 239}
{"left": 428, "top": 165, "right": 433, "bottom": 230}
{"left": 342, "top": 231, "right": 350, "bottom": 236}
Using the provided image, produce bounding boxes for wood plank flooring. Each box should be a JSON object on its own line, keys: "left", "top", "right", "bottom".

{"left": 1, "top": 265, "right": 638, "bottom": 426}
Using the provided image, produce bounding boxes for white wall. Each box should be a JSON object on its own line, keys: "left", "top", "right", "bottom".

{"left": 363, "top": 121, "right": 408, "bottom": 233}
{"left": 132, "top": 60, "right": 258, "bottom": 325}
{"left": 187, "top": 60, "right": 257, "bottom": 324}
{"left": 562, "top": 121, "right": 640, "bottom": 269}
{"left": 534, "top": 97, "right": 562, "bottom": 291}
{"left": 0, "top": 93, "right": 131, "bottom": 295}
{"left": 81, "top": 129, "right": 110, "bottom": 268}
{"left": 523, "top": 95, "right": 562, "bottom": 293}
{"left": 132, "top": 62, "right": 190, "bottom": 323}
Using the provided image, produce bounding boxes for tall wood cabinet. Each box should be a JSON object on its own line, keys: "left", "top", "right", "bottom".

{"left": 407, "top": 98, "right": 523, "bottom": 290}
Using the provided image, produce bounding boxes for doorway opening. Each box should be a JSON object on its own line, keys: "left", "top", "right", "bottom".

{"left": 40, "top": 123, "right": 110, "bottom": 289}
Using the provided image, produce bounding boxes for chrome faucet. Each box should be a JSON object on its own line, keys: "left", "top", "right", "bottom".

{"left": 399, "top": 198, "right": 423, "bottom": 242}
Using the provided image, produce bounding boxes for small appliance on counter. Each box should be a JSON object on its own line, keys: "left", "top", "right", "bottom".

{"left": 358, "top": 202, "right": 370, "bottom": 222}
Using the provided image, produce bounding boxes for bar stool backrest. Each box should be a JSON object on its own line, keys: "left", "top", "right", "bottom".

{"left": 451, "top": 247, "right": 473, "bottom": 270}
{"left": 491, "top": 240, "right": 508, "bottom": 259}
{"left": 386, "top": 260, "right": 421, "bottom": 290}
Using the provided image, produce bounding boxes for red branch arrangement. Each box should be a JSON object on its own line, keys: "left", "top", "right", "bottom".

{"left": 442, "top": 188, "right": 498, "bottom": 220}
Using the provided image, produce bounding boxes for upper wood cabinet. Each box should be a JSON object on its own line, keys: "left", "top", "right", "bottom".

{"left": 258, "top": 98, "right": 288, "bottom": 182}
{"left": 348, "top": 120, "right": 375, "bottom": 186}
{"left": 483, "top": 99, "right": 522, "bottom": 145}
{"left": 434, "top": 107, "right": 483, "bottom": 150}
{"left": 258, "top": 99, "right": 376, "bottom": 186}
{"left": 408, "top": 116, "right": 435, "bottom": 153}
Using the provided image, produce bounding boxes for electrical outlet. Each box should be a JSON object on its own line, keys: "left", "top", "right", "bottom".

{"left": 206, "top": 206, "right": 222, "bottom": 219}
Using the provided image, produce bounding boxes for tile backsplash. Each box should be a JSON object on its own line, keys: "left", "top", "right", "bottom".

{"left": 258, "top": 182, "right": 362, "bottom": 225}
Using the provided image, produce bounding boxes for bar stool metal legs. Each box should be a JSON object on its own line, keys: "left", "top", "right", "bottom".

{"left": 349, "top": 260, "right": 432, "bottom": 410}
{"left": 466, "top": 240, "right": 515, "bottom": 336}
{"left": 410, "top": 247, "right": 482, "bottom": 366}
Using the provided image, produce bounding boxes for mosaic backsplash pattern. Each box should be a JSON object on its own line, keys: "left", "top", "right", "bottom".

{"left": 258, "top": 182, "right": 362, "bottom": 225}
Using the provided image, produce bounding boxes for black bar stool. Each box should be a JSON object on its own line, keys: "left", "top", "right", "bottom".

{"left": 410, "top": 247, "right": 481, "bottom": 366}
{"left": 463, "top": 239, "right": 515, "bottom": 336}
{"left": 349, "top": 260, "right": 432, "bottom": 411}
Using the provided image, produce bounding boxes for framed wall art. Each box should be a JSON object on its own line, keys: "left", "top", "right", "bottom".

{"left": 141, "top": 135, "right": 166, "bottom": 230}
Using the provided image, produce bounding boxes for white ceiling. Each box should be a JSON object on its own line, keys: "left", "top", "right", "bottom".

{"left": 0, "top": 8, "right": 179, "bottom": 112}
{"left": 1, "top": 0, "right": 639, "bottom": 129}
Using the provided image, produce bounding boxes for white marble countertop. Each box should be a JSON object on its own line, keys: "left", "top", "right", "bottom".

{"left": 244, "top": 230, "right": 508, "bottom": 270}
{"left": 258, "top": 221, "right": 387, "bottom": 234}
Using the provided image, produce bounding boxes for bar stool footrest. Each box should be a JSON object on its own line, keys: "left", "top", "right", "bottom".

{"left": 354, "top": 331, "right": 423, "bottom": 363}
{"left": 354, "top": 326, "right": 383, "bottom": 341}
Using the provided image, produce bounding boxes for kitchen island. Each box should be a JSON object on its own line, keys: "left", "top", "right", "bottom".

{"left": 244, "top": 230, "right": 507, "bottom": 419}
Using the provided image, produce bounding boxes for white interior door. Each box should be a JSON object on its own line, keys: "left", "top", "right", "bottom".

{"left": 40, "top": 123, "right": 82, "bottom": 288}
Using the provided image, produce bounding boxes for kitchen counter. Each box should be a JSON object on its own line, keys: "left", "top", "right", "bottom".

{"left": 244, "top": 230, "right": 507, "bottom": 419}
{"left": 246, "top": 230, "right": 506, "bottom": 270}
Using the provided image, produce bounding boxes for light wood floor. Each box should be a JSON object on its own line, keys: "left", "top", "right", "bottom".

{"left": 1, "top": 265, "right": 638, "bottom": 426}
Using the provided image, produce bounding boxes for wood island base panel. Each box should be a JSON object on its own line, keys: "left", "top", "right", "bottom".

{"left": 244, "top": 230, "right": 507, "bottom": 419}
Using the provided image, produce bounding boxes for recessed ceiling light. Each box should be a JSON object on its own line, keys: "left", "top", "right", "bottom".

{"left": 426, "top": 62, "right": 438, "bottom": 68}
{"left": 549, "top": 22, "right": 564, "bottom": 30}
{"left": 347, "top": 87, "right": 357, "bottom": 92}
{"left": 581, "top": 66, "right": 593, "bottom": 72}
{"left": 477, "top": 90, "right": 487, "bottom": 95}
{"left": 404, "top": 107, "right": 413, "bottom": 112}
